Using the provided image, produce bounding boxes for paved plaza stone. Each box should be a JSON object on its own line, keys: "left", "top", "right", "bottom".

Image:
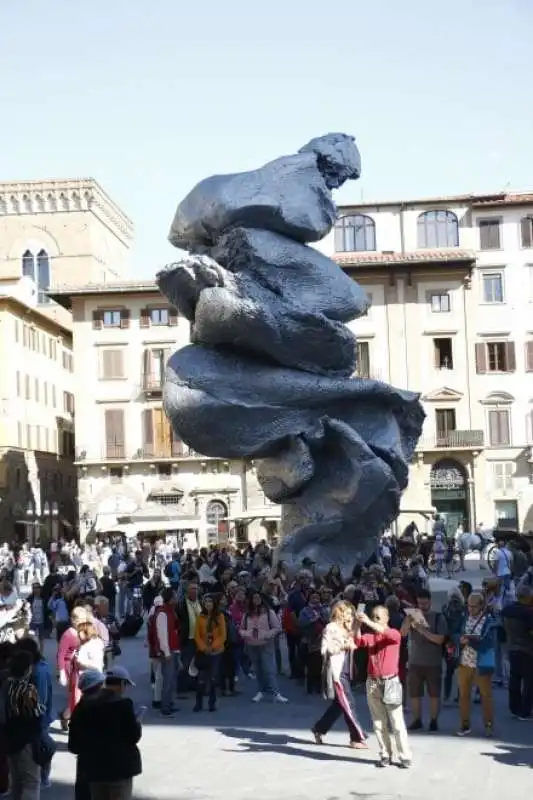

{"left": 44, "top": 562, "right": 532, "bottom": 800}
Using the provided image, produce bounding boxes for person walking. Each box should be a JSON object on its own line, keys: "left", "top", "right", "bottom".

{"left": 311, "top": 600, "right": 367, "bottom": 749}
{"left": 57, "top": 606, "right": 90, "bottom": 729}
{"left": 355, "top": 605, "right": 411, "bottom": 768}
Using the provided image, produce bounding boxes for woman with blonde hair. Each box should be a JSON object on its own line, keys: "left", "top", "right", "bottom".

{"left": 76, "top": 621, "right": 105, "bottom": 673}
{"left": 311, "top": 600, "right": 367, "bottom": 748}
{"left": 57, "top": 606, "right": 89, "bottom": 730}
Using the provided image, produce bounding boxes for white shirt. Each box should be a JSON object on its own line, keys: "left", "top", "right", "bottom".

{"left": 77, "top": 638, "right": 105, "bottom": 672}
{"left": 495, "top": 547, "right": 513, "bottom": 578}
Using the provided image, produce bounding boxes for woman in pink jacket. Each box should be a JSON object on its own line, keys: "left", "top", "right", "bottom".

{"left": 57, "top": 606, "right": 88, "bottom": 728}
{"left": 240, "top": 591, "right": 288, "bottom": 704}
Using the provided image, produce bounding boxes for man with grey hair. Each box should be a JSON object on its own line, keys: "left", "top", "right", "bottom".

{"left": 501, "top": 584, "right": 533, "bottom": 720}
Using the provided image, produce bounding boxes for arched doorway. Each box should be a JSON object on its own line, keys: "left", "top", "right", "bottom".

{"left": 206, "top": 499, "right": 228, "bottom": 546}
{"left": 430, "top": 459, "right": 469, "bottom": 535}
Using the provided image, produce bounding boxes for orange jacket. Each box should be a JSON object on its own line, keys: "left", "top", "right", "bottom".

{"left": 194, "top": 613, "right": 227, "bottom": 654}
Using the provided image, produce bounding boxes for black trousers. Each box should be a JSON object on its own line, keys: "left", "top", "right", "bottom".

{"left": 508, "top": 650, "right": 533, "bottom": 718}
{"left": 220, "top": 648, "right": 235, "bottom": 693}
{"left": 286, "top": 633, "right": 304, "bottom": 679}
{"left": 313, "top": 674, "right": 365, "bottom": 743}
{"left": 306, "top": 650, "right": 323, "bottom": 694}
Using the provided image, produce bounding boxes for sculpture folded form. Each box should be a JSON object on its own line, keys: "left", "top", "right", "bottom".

{"left": 158, "top": 133, "right": 425, "bottom": 572}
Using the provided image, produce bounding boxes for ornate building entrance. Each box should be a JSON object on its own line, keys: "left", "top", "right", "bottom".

{"left": 430, "top": 459, "right": 469, "bottom": 534}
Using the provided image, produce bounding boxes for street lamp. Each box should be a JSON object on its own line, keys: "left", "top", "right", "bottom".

{"left": 25, "top": 501, "right": 38, "bottom": 545}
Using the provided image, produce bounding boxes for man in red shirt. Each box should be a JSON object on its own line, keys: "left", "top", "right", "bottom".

{"left": 355, "top": 606, "right": 412, "bottom": 768}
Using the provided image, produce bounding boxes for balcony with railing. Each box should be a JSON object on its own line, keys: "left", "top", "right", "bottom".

{"left": 141, "top": 373, "right": 164, "bottom": 393}
{"left": 416, "top": 429, "right": 484, "bottom": 451}
{"left": 75, "top": 443, "right": 209, "bottom": 463}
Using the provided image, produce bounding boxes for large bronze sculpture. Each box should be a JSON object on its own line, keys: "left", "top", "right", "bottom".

{"left": 158, "top": 134, "right": 425, "bottom": 572}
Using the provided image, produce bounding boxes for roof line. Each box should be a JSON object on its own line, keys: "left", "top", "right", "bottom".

{"left": 336, "top": 190, "right": 533, "bottom": 211}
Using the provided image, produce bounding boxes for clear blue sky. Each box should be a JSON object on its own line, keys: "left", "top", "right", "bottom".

{"left": 1, "top": 0, "right": 532, "bottom": 276}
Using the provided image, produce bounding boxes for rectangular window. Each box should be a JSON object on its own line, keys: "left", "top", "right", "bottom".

{"left": 63, "top": 391, "right": 75, "bottom": 414}
{"left": 104, "top": 408, "right": 125, "bottom": 458}
{"left": 435, "top": 408, "right": 456, "bottom": 443}
{"left": 44, "top": 428, "right": 49, "bottom": 452}
{"left": 433, "top": 337, "right": 453, "bottom": 369}
{"left": 100, "top": 349, "right": 125, "bottom": 380}
{"left": 62, "top": 351, "right": 73, "bottom": 371}
{"left": 17, "top": 422, "right": 23, "bottom": 448}
{"left": 479, "top": 219, "right": 501, "bottom": 250}
{"left": 44, "top": 382, "right": 48, "bottom": 405}
{"left": 149, "top": 308, "right": 169, "bottom": 326}
{"left": 16, "top": 371, "right": 21, "bottom": 396}
{"left": 52, "top": 385, "right": 57, "bottom": 408}
{"left": 14, "top": 320, "right": 19, "bottom": 343}
{"left": 24, "top": 375, "right": 30, "bottom": 400}
{"left": 158, "top": 464, "right": 172, "bottom": 478}
{"left": 142, "top": 407, "right": 172, "bottom": 457}
{"left": 34, "top": 378, "right": 39, "bottom": 402}
{"left": 360, "top": 293, "right": 373, "bottom": 317}
{"left": 475, "top": 341, "right": 515, "bottom": 373}
{"left": 142, "top": 348, "right": 170, "bottom": 391}
{"left": 492, "top": 462, "right": 514, "bottom": 493}
{"left": 355, "top": 341, "right": 370, "bottom": 378}
{"left": 428, "top": 291, "right": 451, "bottom": 313}
{"left": 102, "top": 309, "right": 122, "bottom": 328}
{"left": 488, "top": 408, "right": 511, "bottom": 446}
{"left": 494, "top": 500, "right": 518, "bottom": 531}
{"left": 482, "top": 271, "right": 504, "bottom": 303}
{"left": 26, "top": 424, "right": 32, "bottom": 449}
{"left": 521, "top": 217, "right": 533, "bottom": 249}
{"left": 36, "top": 426, "right": 41, "bottom": 451}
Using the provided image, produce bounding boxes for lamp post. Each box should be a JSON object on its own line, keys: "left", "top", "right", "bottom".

{"left": 51, "top": 501, "right": 59, "bottom": 542}
{"left": 43, "top": 501, "right": 50, "bottom": 547}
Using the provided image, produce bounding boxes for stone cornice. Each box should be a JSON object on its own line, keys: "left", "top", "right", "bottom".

{"left": 0, "top": 178, "right": 134, "bottom": 245}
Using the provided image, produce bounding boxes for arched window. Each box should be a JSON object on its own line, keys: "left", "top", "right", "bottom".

{"left": 206, "top": 499, "right": 228, "bottom": 545}
{"left": 334, "top": 214, "right": 376, "bottom": 252}
{"left": 417, "top": 210, "right": 459, "bottom": 248}
{"left": 37, "top": 249, "right": 50, "bottom": 303}
{"left": 22, "top": 250, "right": 35, "bottom": 281}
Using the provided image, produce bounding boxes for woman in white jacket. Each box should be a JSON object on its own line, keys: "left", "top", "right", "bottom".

{"left": 311, "top": 600, "right": 367, "bottom": 748}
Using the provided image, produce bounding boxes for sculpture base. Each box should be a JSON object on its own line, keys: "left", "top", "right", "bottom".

{"left": 276, "top": 507, "right": 378, "bottom": 578}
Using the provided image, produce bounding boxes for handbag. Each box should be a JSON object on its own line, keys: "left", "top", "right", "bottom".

{"left": 32, "top": 729, "right": 57, "bottom": 767}
{"left": 382, "top": 676, "right": 403, "bottom": 707}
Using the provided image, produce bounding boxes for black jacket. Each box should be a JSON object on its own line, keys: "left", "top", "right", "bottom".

{"left": 68, "top": 689, "right": 142, "bottom": 782}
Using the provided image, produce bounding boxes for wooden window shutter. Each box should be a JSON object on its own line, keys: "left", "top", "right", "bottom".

{"left": 488, "top": 409, "right": 499, "bottom": 445}
{"left": 92, "top": 310, "right": 102, "bottom": 330}
{"left": 119, "top": 309, "right": 130, "bottom": 329}
{"left": 142, "top": 409, "right": 154, "bottom": 455}
{"left": 142, "top": 349, "right": 152, "bottom": 388}
{"left": 102, "top": 350, "right": 112, "bottom": 379}
{"left": 169, "top": 306, "right": 178, "bottom": 326}
{"left": 140, "top": 309, "right": 150, "bottom": 328}
{"left": 104, "top": 409, "right": 125, "bottom": 457}
{"left": 115, "top": 349, "right": 124, "bottom": 378}
{"left": 153, "top": 407, "right": 165, "bottom": 456}
{"left": 525, "top": 341, "right": 533, "bottom": 372}
{"left": 505, "top": 341, "right": 516, "bottom": 372}
{"left": 475, "top": 342, "right": 487, "bottom": 374}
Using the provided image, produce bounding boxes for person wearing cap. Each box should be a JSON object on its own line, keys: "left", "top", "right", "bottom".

{"left": 67, "top": 664, "right": 142, "bottom": 800}
{"left": 71, "top": 670, "right": 105, "bottom": 800}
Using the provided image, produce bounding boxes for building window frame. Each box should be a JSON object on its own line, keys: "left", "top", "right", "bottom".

{"left": 427, "top": 290, "right": 451, "bottom": 313}
{"left": 478, "top": 218, "right": 502, "bottom": 251}
{"left": 334, "top": 214, "right": 376, "bottom": 253}
{"left": 480, "top": 270, "right": 505, "bottom": 304}
{"left": 486, "top": 406, "right": 512, "bottom": 447}
{"left": 520, "top": 216, "right": 533, "bottom": 249}
{"left": 417, "top": 210, "right": 459, "bottom": 249}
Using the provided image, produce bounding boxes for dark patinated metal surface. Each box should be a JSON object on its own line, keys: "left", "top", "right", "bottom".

{"left": 158, "top": 133, "right": 425, "bottom": 573}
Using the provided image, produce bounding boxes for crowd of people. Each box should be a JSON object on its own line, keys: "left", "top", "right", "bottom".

{"left": 0, "top": 534, "right": 530, "bottom": 798}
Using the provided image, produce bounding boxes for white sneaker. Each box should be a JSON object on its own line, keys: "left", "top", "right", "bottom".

{"left": 252, "top": 692, "right": 264, "bottom": 703}
{"left": 274, "top": 693, "right": 288, "bottom": 703}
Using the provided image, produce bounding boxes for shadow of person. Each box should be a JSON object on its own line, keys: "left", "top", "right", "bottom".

{"left": 217, "top": 727, "right": 375, "bottom": 764}
{"left": 481, "top": 744, "right": 533, "bottom": 768}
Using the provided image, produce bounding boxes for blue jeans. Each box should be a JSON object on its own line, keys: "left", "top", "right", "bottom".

{"left": 248, "top": 642, "right": 279, "bottom": 696}
{"left": 161, "top": 653, "right": 180, "bottom": 713}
